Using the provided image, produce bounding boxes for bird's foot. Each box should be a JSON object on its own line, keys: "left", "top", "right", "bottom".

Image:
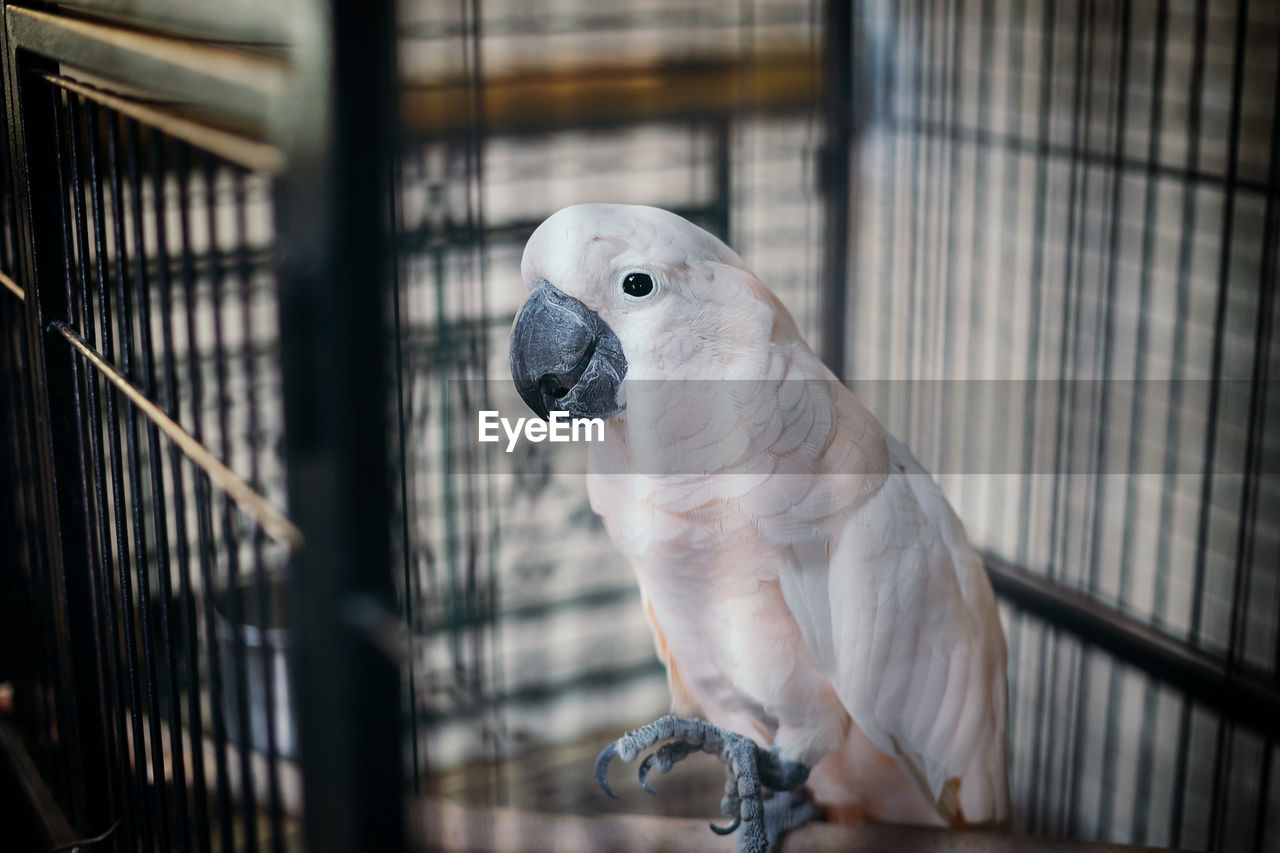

{"left": 595, "top": 715, "right": 814, "bottom": 853}
{"left": 762, "top": 788, "right": 822, "bottom": 847}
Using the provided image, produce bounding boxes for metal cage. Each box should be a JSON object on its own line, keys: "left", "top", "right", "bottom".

{"left": 1, "top": 2, "right": 1277, "bottom": 853}
{"left": 0, "top": 1, "right": 400, "bottom": 851}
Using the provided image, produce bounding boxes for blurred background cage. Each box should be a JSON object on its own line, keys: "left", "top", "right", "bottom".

{"left": 0, "top": 1, "right": 1277, "bottom": 853}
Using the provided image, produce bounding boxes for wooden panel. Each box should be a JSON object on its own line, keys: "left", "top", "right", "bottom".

{"left": 402, "top": 49, "right": 820, "bottom": 136}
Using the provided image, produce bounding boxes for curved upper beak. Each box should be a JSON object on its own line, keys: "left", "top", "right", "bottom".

{"left": 509, "top": 280, "right": 627, "bottom": 421}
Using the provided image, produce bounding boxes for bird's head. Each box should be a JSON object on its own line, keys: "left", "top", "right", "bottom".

{"left": 510, "top": 203, "right": 776, "bottom": 421}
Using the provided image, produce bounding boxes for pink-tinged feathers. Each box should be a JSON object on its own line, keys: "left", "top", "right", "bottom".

{"left": 528, "top": 204, "right": 1011, "bottom": 827}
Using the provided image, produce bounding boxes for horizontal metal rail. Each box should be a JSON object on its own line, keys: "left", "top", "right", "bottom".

{"left": 53, "top": 0, "right": 288, "bottom": 46}
{"left": 40, "top": 72, "right": 283, "bottom": 173}
{"left": 888, "top": 115, "right": 1277, "bottom": 198}
{"left": 984, "top": 553, "right": 1280, "bottom": 737}
{"left": 6, "top": 6, "right": 287, "bottom": 135}
{"left": 51, "top": 319, "right": 302, "bottom": 548}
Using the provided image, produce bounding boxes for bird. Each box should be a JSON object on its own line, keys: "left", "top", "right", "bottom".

{"left": 508, "top": 203, "right": 1010, "bottom": 853}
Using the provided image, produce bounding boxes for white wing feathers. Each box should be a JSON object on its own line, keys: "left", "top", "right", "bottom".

{"left": 778, "top": 416, "right": 1010, "bottom": 825}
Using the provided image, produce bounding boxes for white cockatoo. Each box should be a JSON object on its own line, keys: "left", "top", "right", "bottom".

{"left": 509, "top": 204, "right": 1010, "bottom": 852}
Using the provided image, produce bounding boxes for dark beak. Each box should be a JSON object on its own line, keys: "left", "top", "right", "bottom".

{"left": 509, "top": 280, "right": 627, "bottom": 420}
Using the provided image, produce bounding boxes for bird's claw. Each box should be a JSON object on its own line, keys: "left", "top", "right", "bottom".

{"left": 594, "top": 741, "right": 620, "bottom": 798}
{"left": 638, "top": 739, "right": 703, "bottom": 794}
{"left": 594, "top": 715, "right": 812, "bottom": 853}
{"left": 710, "top": 813, "right": 743, "bottom": 835}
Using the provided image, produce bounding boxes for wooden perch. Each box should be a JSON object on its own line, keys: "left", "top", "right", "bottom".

{"left": 412, "top": 798, "right": 1173, "bottom": 853}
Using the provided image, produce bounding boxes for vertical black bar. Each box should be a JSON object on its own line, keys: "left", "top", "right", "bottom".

{"left": 1092, "top": 0, "right": 1134, "bottom": 839}
{"left": 2, "top": 285, "right": 53, "bottom": 764}
{"left": 1198, "top": 2, "right": 1250, "bottom": 848}
{"left": 712, "top": 119, "right": 731, "bottom": 242}
{"left": 1016, "top": 4, "right": 1059, "bottom": 830}
{"left": 936, "top": 0, "right": 964, "bottom": 471}
{"left": 174, "top": 139, "right": 236, "bottom": 853}
{"left": 1190, "top": 0, "right": 1249, "bottom": 650}
{"left": 1167, "top": 2, "right": 1209, "bottom": 844}
{"left": 1047, "top": 0, "right": 1093, "bottom": 596}
{"left": 1254, "top": 740, "right": 1274, "bottom": 853}
{"left": 819, "top": 0, "right": 853, "bottom": 375}
{"left": 150, "top": 130, "right": 214, "bottom": 853}
{"left": 1268, "top": 18, "right": 1280, "bottom": 700}
{"left": 0, "top": 52, "right": 14, "bottom": 276}
{"left": 389, "top": 133, "right": 421, "bottom": 798}
{"left": 276, "top": 0, "right": 403, "bottom": 849}
{"left": 2, "top": 43, "right": 110, "bottom": 837}
{"left": 1125, "top": 1, "right": 1170, "bottom": 841}
{"left": 234, "top": 167, "right": 286, "bottom": 853}
{"left": 928, "top": 0, "right": 960, "bottom": 468}
{"left": 1044, "top": 0, "right": 1086, "bottom": 827}
{"left": 965, "top": 0, "right": 994, "bottom": 382}
{"left": 64, "top": 91, "right": 132, "bottom": 853}
{"left": 460, "top": 0, "right": 499, "bottom": 799}
{"left": 1016, "top": 0, "right": 1057, "bottom": 564}
{"left": 875, "top": 0, "right": 899, "bottom": 400}
{"left": 85, "top": 97, "right": 152, "bottom": 853}
{"left": 429, "top": 196, "right": 459, "bottom": 717}
{"left": 43, "top": 78, "right": 94, "bottom": 834}
{"left": 1056, "top": 0, "right": 1099, "bottom": 838}
{"left": 104, "top": 107, "right": 172, "bottom": 853}
{"left": 905, "top": 0, "right": 926, "bottom": 424}
{"left": 203, "top": 153, "right": 260, "bottom": 853}
{"left": 124, "top": 117, "right": 191, "bottom": 852}
{"left": 1230, "top": 14, "right": 1280, "bottom": 853}
{"left": 1032, "top": 0, "right": 1078, "bottom": 834}
{"left": 0, "top": 16, "right": 57, "bottom": 806}
{"left": 996, "top": 0, "right": 1026, "bottom": 821}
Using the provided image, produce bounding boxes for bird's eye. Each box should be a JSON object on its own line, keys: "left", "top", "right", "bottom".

{"left": 622, "top": 271, "right": 654, "bottom": 298}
